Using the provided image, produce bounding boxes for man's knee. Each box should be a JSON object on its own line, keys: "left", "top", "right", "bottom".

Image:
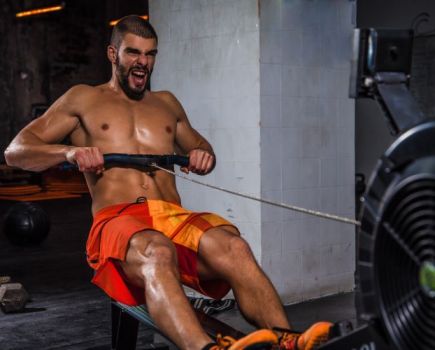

{"left": 209, "top": 234, "right": 256, "bottom": 277}
{"left": 226, "top": 234, "right": 253, "bottom": 259}
{"left": 121, "top": 231, "right": 179, "bottom": 287}
{"left": 129, "top": 230, "right": 178, "bottom": 267}
{"left": 222, "top": 225, "right": 241, "bottom": 237}
{"left": 202, "top": 227, "right": 252, "bottom": 259}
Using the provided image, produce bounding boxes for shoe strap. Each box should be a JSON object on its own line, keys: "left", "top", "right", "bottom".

{"left": 273, "top": 327, "right": 300, "bottom": 350}
{"left": 216, "top": 333, "right": 237, "bottom": 348}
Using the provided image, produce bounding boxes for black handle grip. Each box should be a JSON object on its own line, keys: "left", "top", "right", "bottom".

{"left": 165, "top": 155, "right": 190, "bottom": 167}
{"left": 59, "top": 154, "right": 189, "bottom": 170}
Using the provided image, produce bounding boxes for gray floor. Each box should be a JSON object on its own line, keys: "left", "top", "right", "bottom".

{"left": 0, "top": 197, "right": 356, "bottom": 349}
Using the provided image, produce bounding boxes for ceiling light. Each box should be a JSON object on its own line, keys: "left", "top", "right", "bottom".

{"left": 16, "top": 4, "right": 65, "bottom": 18}
{"left": 109, "top": 15, "right": 148, "bottom": 26}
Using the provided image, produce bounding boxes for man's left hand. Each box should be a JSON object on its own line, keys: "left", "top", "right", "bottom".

{"left": 181, "top": 149, "right": 215, "bottom": 175}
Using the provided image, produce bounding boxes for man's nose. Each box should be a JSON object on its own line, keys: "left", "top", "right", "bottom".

{"left": 137, "top": 53, "right": 149, "bottom": 66}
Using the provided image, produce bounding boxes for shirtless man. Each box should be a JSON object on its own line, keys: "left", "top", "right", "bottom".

{"left": 4, "top": 15, "right": 331, "bottom": 350}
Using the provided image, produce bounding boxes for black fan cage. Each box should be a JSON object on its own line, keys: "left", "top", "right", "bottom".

{"left": 374, "top": 177, "right": 435, "bottom": 350}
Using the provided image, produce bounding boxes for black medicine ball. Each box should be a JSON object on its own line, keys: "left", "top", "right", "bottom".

{"left": 3, "top": 202, "right": 51, "bottom": 246}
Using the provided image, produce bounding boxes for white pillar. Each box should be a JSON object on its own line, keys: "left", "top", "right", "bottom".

{"left": 150, "top": 0, "right": 356, "bottom": 303}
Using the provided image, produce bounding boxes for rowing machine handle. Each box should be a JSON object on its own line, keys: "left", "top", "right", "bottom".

{"left": 58, "top": 154, "right": 190, "bottom": 170}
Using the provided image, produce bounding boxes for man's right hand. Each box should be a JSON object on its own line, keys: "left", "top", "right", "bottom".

{"left": 65, "top": 147, "right": 105, "bottom": 174}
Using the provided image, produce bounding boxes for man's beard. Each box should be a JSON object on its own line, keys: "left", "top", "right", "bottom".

{"left": 115, "top": 59, "right": 151, "bottom": 101}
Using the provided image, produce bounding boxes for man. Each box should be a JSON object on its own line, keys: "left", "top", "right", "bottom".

{"left": 4, "top": 15, "right": 331, "bottom": 350}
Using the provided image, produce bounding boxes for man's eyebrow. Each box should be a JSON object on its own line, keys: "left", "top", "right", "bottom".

{"left": 124, "top": 47, "right": 158, "bottom": 55}
{"left": 124, "top": 47, "right": 141, "bottom": 54}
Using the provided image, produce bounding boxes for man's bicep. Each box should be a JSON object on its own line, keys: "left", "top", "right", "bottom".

{"left": 20, "top": 85, "right": 85, "bottom": 145}
{"left": 161, "top": 90, "right": 214, "bottom": 154}
{"left": 16, "top": 107, "right": 79, "bottom": 145}
{"left": 175, "top": 118, "right": 213, "bottom": 154}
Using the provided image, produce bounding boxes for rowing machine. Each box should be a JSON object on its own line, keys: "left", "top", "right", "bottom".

{"left": 320, "top": 28, "right": 435, "bottom": 350}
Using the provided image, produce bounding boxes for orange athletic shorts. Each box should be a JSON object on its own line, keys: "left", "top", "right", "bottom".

{"left": 86, "top": 199, "right": 237, "bottom": 306}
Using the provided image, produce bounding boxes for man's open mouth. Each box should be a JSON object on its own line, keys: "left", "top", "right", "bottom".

{"left": 130, "top": 69, "right": 147, "bottom": 88}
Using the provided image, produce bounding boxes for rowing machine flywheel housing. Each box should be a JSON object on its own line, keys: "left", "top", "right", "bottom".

{"left": 357, "top": 120, "right": 435, "bottom": 350}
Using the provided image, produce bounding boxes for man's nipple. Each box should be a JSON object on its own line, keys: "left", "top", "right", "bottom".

{"left": 101, "top": 123, "right": 109, "bottom": 131}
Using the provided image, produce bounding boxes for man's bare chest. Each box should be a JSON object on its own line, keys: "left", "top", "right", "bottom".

{"left": 77, "top": 98, "right": 178, "bottom": 145}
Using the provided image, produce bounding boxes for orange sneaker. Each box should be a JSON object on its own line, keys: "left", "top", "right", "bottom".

{"left": 203, "top": 329, "right": 279, "bottom": 350}
{"left": 277, "top": 322, "right": 332, "bottom": 350}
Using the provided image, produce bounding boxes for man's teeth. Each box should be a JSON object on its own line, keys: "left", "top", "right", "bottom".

{"left": 132, "top": 71, "right": 145, "bottom": 77}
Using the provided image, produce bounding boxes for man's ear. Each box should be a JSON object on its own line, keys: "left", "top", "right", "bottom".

{"left": 107, "top": 45, "right": 117, "bottom": 64}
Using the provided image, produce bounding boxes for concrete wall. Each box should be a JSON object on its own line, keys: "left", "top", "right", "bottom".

{"left": 259, "top": 0, "right": 356, "bottom": 303}
{"left": 150, "top": 0, "right": 356, "bottom": 303}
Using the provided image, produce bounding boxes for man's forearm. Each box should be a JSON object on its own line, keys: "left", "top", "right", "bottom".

{"left": 194, "top": 139, "right": 215, "bottom": 157}
{"left": 4, "top": 140, "right": 72, "bottom": 172}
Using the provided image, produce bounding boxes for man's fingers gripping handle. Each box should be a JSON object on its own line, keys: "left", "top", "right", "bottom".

{"left": 64, "top": 148, "right": 104, "bottom": 173}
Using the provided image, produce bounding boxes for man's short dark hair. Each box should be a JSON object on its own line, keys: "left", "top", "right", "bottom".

{"left": 110, "top": 15, "right": 158, "bottom": 48}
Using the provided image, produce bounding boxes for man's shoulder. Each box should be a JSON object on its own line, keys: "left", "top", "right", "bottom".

{"left": 151, "top": 90, "right": 183, "bottom": 110}
{"left": 152, "top": 90, "right": 177, "bottom": 102}
{"left": 66, "top": 83, "right": 103, "bottom": 97}
{"left": 61, "top": 84, "right": 110, "bottom": 106}
{"left": 149, "top": 91, "right": 187, "bottom": 120}
{"left": 59, "top": 84, "right": 92, "bottom": 102}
